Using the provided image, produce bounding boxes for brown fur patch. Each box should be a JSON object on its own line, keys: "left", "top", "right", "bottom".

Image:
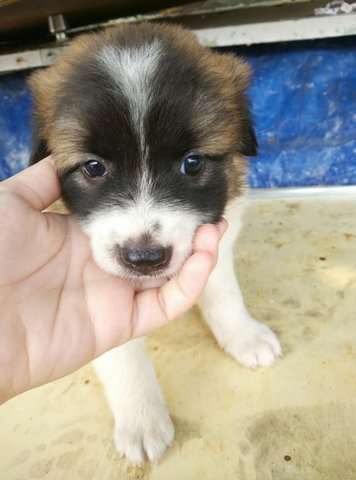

{"left": 227, "top": 155, "right": 248, "bottom": 200}
{"left": 30, "top": 22, "right": 254, "bottom": 196}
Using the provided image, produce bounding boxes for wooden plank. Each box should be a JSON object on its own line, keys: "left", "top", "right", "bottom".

{"left": 0, "top": 0, "right": 193, "bottom": 38}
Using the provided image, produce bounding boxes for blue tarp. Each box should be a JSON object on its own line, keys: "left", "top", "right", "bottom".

{"left": 0, "top": 36, "right": 355, "bottom": 187}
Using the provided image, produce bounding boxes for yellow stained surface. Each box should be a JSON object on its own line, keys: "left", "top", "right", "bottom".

{"left": 1, "top": 195, "right": 356, "bottom": 480}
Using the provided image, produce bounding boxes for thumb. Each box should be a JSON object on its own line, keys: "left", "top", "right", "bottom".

{"left": 130, "top": 223, "right": 224, "bottom": 338}
{"left": 2, "top": 157, "right": 61, "bottom": 211}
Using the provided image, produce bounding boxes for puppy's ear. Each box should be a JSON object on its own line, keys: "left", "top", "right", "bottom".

{"left": 239, "top": 110, "right": 258, "bottom": 157}
{"left": 29, "top": 136, "right": 51, "bottom": 165}
{"left": 222, "top": 53, "right": 258, "bottom": 157}
{"left": 28, "top": 67, "right": 59, "bottom": 164}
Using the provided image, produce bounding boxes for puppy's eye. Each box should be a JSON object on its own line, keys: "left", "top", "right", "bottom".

{"left": 180, "top": 154, "right": 204, "bottom": 176}
{"left": 82, "top": 160, "right": 107, "bottom": 178}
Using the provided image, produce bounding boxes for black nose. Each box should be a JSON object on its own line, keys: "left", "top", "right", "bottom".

{"left": 120, "top": 244, "right": 172, "bottom": 274}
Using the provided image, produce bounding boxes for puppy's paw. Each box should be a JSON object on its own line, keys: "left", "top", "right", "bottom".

{"left": 114, "top": 403, "right": 174, "bottom": 465}
{"left": 223, "top": 318, "right": 282, "bottom": 370}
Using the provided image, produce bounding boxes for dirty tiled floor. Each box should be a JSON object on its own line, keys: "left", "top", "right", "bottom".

{"left": 1, "top": 195, "right": 355, "bottom": 480}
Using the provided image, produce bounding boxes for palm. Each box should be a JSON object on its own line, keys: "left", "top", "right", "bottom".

{"left": 0, "top": 158, "right": 222, "bottom": 401}
{"left": 0, "top": 193, "right": 135, "bottom": 394}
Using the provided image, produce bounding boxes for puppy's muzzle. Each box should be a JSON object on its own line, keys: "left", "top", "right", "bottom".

{"left": 119, "top": 243, "right": 172, "bottom": 276}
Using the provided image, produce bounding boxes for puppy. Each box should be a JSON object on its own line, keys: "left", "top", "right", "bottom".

{"left": 29, "top": 23, "right": 282, "bottom": 465}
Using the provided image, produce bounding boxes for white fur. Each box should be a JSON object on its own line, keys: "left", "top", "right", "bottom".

{"left": 98, "top": 41, "right": 161, "bottom": 157}
{"left": 82, "top": 202, "right": 201, "bottom": 281}
{"left": 93, "top": 339, "right": 174, "bottom": 465}
{"left": 94, "top": 195, "right": 282, "bottom": 465}
{"left": 198, "top": 196, "right": 282, "bottom": 369}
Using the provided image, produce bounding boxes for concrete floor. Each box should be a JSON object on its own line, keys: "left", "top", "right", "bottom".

{"left": 1, "top": 194, "right": 355, "bottom": 480}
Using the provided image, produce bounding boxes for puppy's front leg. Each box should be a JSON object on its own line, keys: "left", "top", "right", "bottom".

{"left": 198, "top": 197, "right": 282, "bottom": 369}
{"left": 93, "top": 338, "right": 174, "bottom": 465}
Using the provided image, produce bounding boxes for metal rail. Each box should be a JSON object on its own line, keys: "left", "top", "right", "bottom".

{"left": 0, "top": 1, "right": 355, "bottom": 74}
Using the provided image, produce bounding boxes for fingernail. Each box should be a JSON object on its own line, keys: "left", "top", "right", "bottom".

{"left": 216, "top": 218, "right": 228, "bottom": 235}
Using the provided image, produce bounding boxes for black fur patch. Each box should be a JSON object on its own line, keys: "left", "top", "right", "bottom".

{"left": 57, "top": 35, "right": 232, "bottom": 223}
{"left": 34, "top": 26, "right": 255, "bottom": 224}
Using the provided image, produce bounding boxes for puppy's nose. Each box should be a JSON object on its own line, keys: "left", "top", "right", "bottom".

{"left": 120, "top": 244, "right": 172, "bottom": 274}
{"left": 124, "top": 246, "right": 165, "bottom": 266}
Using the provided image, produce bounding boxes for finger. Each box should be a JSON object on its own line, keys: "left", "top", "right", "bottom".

{"left": 216, "top": 217, "right": 228, "bottom": 235}
{"left": 192, "top": 219, "right": 228, "bottom": 255}
{"left": 132, "top": 223, "right": 223, "bottom": 338}
{"left": 2, "top": 157, "right": 61, "bottom": 211}
{"left": 154, "top": 221, "right": 226, "bottom": 320}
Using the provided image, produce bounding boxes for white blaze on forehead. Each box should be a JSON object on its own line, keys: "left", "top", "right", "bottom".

{"left": 98, "top": 40, "right": 161, "bottom": 157}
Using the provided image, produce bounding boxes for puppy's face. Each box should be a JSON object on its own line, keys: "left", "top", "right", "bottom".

{"left": 30, "top": 24, "right": 256, "bottom": 284}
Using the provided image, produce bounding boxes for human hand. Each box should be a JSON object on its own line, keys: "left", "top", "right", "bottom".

{"left": 0, "top": 158, "right": 226, "bottom": 403}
